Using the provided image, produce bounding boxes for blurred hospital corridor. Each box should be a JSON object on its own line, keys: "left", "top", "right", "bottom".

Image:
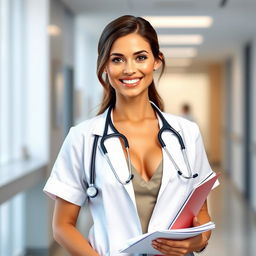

{"left": 1, "top": 0, "right": 256, "bottom": 255}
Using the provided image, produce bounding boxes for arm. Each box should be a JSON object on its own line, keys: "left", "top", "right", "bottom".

{"left": 196, "top": 199, "right": 212, "bottom": 246}
{"left": 53, "top": 197, "right": 99, "bottom": 256}
{"left": 152, "top": 200, "right": 211, "bottom": 256}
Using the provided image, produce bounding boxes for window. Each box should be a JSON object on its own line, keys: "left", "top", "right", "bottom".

{"left": 0, "top": 193, "right": 25, "bottom": 255}
{"left": 0, "top": 0, "right": 25, "bottom": 166}
{"left": 0, "top": 0, "right": 50, "bottom": 254}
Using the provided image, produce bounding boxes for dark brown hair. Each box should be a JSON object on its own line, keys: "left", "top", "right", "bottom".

{"left": 97, "top": 15, "right": 165, "bottom": 114}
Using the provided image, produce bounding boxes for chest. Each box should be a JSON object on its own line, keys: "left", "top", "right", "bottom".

{"left": 114, "top": 120, "right": 162, "bottom": 181}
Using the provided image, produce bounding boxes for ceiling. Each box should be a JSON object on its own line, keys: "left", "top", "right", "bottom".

{"left": 61, "top": 0, "right": 256, "bottom": 64}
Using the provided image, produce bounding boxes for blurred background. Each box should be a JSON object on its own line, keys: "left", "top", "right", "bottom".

{"left": 1, "top": 0, "right": 256, "bottom": 255}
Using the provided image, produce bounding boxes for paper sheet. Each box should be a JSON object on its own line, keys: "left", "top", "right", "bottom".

{"left": 119, "top": 222, "right": 215, "bottom": 254}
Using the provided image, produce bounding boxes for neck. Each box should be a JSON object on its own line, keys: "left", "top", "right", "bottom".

{"left": 113, "top": 97, "right": 156, "bottom": 122}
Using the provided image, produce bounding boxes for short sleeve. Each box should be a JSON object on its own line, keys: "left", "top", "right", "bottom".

{"left": 43, "top": 127, "right": 88, "bottom": 206}
{"left": 193, "top": 124, "right": 220, "bottom": 189}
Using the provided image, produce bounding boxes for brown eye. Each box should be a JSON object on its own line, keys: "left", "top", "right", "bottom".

{"left": 136, "top": 55, "right": 148, "bottom": 61}
{"left": 111, "top": 57, "right": 124, "bottom": 63}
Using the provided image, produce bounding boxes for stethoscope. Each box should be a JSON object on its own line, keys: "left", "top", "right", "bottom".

{"left": 86, "top": 103, "right": 198, "bottom": 198}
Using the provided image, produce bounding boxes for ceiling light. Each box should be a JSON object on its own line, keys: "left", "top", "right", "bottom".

{"left": 158, "top": 35, "right": 203, "bottom": 45}
{"left": 144, "top": 16, "right": 213, "bottom": 28}
{"left": 47, "top": 25, "right": 61, "bottom": 36}
{"left": 161, "top": 47, "right": 197, "bottom": 58}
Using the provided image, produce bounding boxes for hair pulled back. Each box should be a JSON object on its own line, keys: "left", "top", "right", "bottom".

{"left": 97, "top": 15, "right": 165, "bottom": 114}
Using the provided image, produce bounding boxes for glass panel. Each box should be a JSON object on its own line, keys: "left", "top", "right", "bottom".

{"left": 0, "top": 0, "right": 11, "bottom": 165}
{"left": 0, "top": 193, "right": 25, "bottom": 256}
{"left": 11, "top": 193, "right": 25, "bottom": 255}
{"left": 11, "top": 0, "right": 25, "bottom": 162}
{"left": 0, "top": 0, "right": 25, "bottom": 166}
{"left": 0, "top": 201, "right": 11, "bottom": 255}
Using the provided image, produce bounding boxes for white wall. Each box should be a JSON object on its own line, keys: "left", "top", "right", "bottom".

{"left": 75, "top": 15, "right": 111, "bottom": 121}
{"left": 25, "top": 0, "right": 49, "bottom": 162}
{"left": 157, "top": 72, "right": 210, "bottom": 150}
{"left": 49, "top": 0, "right": 75, "bottom": 161}
{"left": 230, "top": 48, "right": 245, "bottom": 194}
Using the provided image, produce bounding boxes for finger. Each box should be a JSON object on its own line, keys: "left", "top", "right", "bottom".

{"left": 153, "top": 246, "right": 184, "bottom": 256}
{"left": 153, "top": 239, "right": 189, "bottom": 249}
{"left": 152, "top": 244, "right": 187, "bottom": 256}
{"left": 152, "top": 241, "right": 188, "bottom": 256}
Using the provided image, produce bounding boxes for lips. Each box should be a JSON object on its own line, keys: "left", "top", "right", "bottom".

{"left": 119, "top": 77, "right": 142, "bottom": 86}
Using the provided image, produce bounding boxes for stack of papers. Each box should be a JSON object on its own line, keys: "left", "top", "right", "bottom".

{"left": 119, "top": 222, "right": 215, "bottom": 254}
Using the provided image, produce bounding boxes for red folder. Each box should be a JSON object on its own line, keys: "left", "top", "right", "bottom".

{"left": 169, "top": 172, "right": 220, "bottom": 229}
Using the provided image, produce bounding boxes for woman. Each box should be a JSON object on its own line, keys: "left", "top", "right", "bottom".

{"left": 44, "top": 15, "right": 218, "bottom": 256}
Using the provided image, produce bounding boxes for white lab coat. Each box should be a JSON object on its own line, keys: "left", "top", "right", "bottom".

{"left": 44, "top": 106, "right": 218, "bottom": 256}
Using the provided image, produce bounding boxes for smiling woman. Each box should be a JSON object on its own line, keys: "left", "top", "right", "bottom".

{"left": 44, "top": 15, "right": 218, "bottom": 256}
{"left": 97, "top": 15, "right": 165, "bottom": 114}
{"left": 104, "top": 33, "right": 162, "bottom": 100}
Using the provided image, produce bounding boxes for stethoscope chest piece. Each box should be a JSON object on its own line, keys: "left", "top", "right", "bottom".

{"left": 87, "top": 185, "right": 98, "bottom": 198}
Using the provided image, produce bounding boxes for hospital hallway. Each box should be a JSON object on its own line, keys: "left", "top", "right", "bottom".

{"left": 51, "top": 166, "right": 256, "bottom": 256}
{"left": 1, "top": 0, "right": 256, "bottom": 255}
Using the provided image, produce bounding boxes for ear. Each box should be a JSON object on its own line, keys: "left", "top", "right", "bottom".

{"left": 153, "top": 52, "right": 164, "bottom": 71}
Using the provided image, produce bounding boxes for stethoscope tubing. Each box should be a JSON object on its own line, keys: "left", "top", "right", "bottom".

{"left": 87, "top": 103, "right": 198, "bottom": 198}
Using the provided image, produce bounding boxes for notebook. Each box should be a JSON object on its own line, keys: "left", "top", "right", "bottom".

{"left": 169, "top": 172, "right": 220, "bottom": 229}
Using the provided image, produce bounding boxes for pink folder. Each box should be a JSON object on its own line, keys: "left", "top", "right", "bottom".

{"left": 169, "top": 172, "right": 220, "bottom": 229}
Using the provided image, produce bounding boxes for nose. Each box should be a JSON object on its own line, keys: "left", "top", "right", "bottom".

{"left": 123, "top": 60, "right": 136, "bottom": 75}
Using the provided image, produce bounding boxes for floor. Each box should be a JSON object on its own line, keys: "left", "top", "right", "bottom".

{"left": 206, "top": 172, "right": 256, "bottom": 256}
{"left": 52, "top": 171, "right": 256, "bottom": 256}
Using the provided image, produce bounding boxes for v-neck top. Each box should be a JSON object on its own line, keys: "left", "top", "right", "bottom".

{"left": 131, "top": 161, "right": 163, "bottom": 234}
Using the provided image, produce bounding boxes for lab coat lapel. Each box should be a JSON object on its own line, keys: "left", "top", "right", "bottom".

{"left": 155, "top": 111, "right": 182, "bottom": 199}
{"left": 102, "top": 135, "right": 137, "bottom": 207}
{"left": 92, "top": 109, "right": 137, "bottom": 210}
{"left": 157, "top": 132, "right": 180, "bottom": 199}
{"left": 149, "top": 112, "right": 189, "bottom": 231}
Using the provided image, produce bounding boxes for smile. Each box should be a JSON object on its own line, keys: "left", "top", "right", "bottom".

{"left": 119, "top": 78, "right": 141, "bottom": 86}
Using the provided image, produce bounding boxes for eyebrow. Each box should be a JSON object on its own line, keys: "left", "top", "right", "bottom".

{"left": 110, "top": 50, "right": 149, "bottom": 56}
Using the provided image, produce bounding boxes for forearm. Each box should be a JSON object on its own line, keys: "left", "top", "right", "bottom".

{"left": 196, "top": 200, "right": 212, "bottom": 250}
{"left": 53, "top": 224, "right": 99, "bottom": 256}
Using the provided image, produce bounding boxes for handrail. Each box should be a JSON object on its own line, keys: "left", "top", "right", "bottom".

{"left": 0, "top": 159, "right": 47, "bottom": 204}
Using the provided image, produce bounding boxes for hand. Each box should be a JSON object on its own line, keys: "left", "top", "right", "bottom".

{"left": 152, "top": 217, "right": 208, "bottom": 256}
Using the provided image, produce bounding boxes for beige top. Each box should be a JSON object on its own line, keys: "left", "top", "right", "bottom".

{"left": 131, "top": 161, "right": 163, "bottom": 233}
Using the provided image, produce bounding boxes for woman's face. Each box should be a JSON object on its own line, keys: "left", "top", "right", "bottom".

{"left": 105, "top": 33, "right": 161, "bottom": 100}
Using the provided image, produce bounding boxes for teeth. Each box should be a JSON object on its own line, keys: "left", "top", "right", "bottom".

{"left": 122, "top": 79, "right": 140, "bottom": 84}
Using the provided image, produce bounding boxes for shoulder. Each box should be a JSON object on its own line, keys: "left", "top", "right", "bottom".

{"left": 162, "top": 112, "right": 200, "bottom": 139}
{"left": 71, "top": 113, "right": 104, "bottom": 136}
{"left": 64, "top": 114, "right": 104, "bottom": 148}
